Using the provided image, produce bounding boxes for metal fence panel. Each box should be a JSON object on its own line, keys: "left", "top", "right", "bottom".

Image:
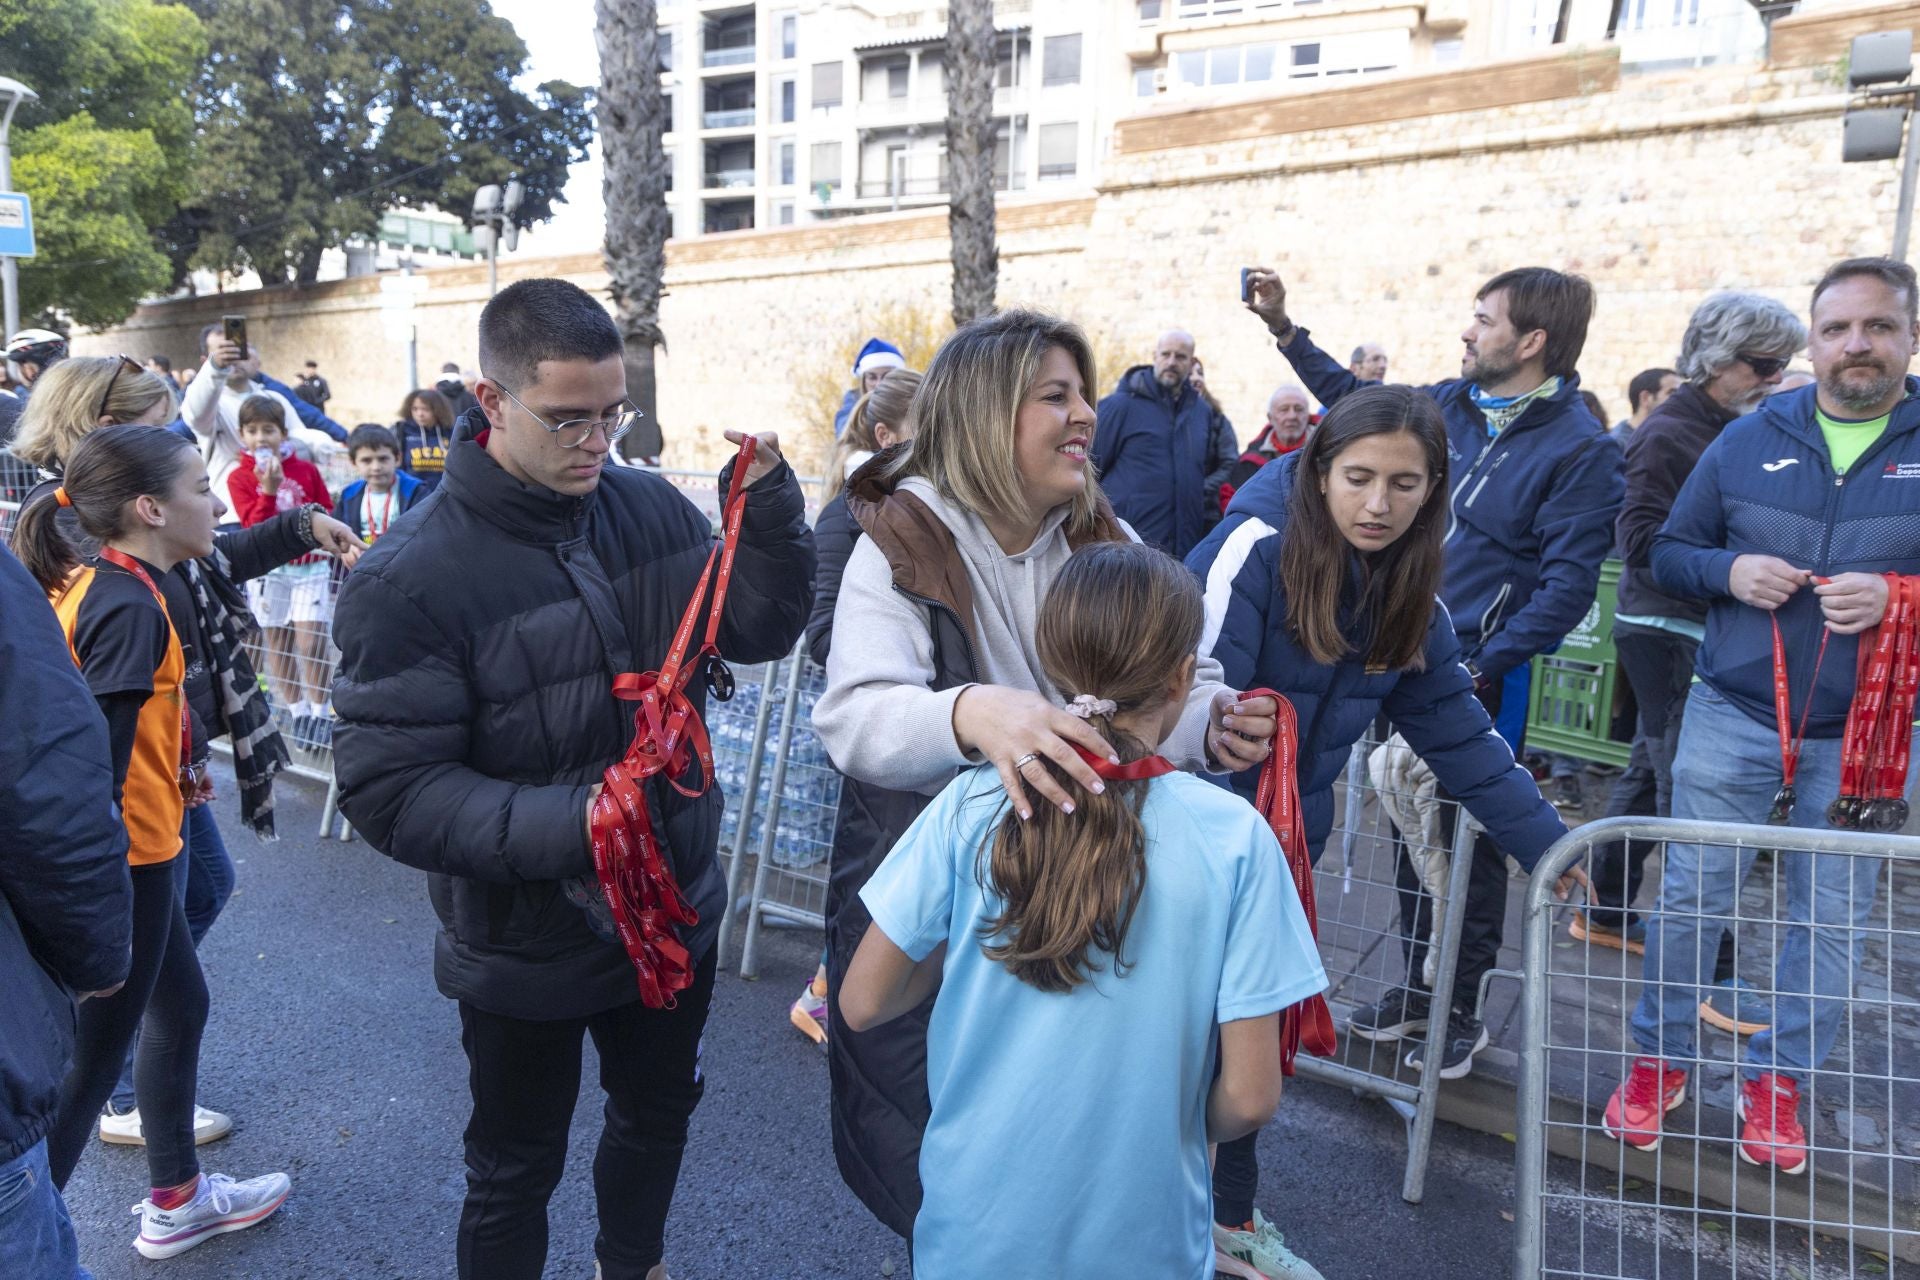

{"left": 1306, "top": 733, "right": 1487, "bottom": 1203}
{"left": 1514, "top": 816, "right": 1920, "bottom": 1280}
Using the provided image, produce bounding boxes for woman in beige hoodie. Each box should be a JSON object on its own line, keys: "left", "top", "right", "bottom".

{"left": 811, "top": 308, "right": 1277, "bottom": 1240}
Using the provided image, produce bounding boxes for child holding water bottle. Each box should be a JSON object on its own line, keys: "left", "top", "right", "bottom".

{"left": 840, "top": 542, "right": 1326, "bottom": 1279}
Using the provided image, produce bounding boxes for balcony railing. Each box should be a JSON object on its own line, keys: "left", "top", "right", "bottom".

{"left": 703, "top": 167, "right": 757, "bottom": 189}
{"left": 851, "top": 172, "right": 1026, "bottom": 199}
{"left": 702, "top": 45, "right": 755, "bottom": 68}
{"left": 856, "top": 86, "right": 1020, "bottom": 127}
{"left": 701, "top": 108, "right": 756, "bottom": 129}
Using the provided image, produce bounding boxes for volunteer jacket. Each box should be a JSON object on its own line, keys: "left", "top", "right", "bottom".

{"left": 1651, "top": 381, "right": 1920, "bottom": 738}
{"left": 1188, "top": 452, "right": 1565, "bottom": 866}
{"left": 1273, "top": 326, "right": 1624, "bottom": 680}
{"left": 0, "top": 543, "right": 132, "bottom": 1165}
{"left": 1092, "top": 366, "right": 1238, "bottom": 560}
{"left": 331, "top": 434, "right": 814, "bottom": 1019}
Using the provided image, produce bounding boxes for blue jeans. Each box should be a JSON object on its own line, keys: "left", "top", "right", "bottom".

{"left": 110, "top": 806, "right": 235, "bottom": 1111}
{"left": 0, "top": 1141, "right": 90, "bottom": 1280}
{"left": 1629, "top": 683, "right": 1914, "bottom": 1082}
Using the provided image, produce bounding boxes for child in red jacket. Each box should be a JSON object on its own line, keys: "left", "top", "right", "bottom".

{"left": 230, "top": 395, "right": 336, "bottom": 747}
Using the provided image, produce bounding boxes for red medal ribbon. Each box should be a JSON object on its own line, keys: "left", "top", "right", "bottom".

{"left": 1069, "top": 745, "right": 1176, "bottom": 782}
{"left": 98, "top": 547, "right": 194, "bottom": 799}
{"left": 1241, "top": 687, "right": 1337, "bottom": 1075}
{"left": 1832, "top": 574, "right": 1920, "bottom": 831}
{"left": 1768, "top": 612, "right": 1829, "bottom": 824}
{"left": 589, "top": 437, "right": 758, "bottom": 1008}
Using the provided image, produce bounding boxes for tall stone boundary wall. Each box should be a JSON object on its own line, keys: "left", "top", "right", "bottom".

{"left": 75, "top": 3, "right": 1920, "bottom": 478}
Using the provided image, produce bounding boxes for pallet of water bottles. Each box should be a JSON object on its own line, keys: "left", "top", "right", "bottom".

{"left": 710, "top": 651, "right": 840, "bottom": 873}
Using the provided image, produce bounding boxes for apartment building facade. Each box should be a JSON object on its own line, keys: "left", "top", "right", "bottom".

{"left": 656, "top": 0, "right": 1776, "bottom": 238}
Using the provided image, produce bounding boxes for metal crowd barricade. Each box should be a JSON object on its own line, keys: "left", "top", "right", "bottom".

{"left": 1513, "top": 816, "right": 1920, "bottom": 1279}
{"left": 1308, "top": 732, "right": 1487, "bottom": 1204}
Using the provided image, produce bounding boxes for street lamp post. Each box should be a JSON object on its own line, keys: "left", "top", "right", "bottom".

{"left": 0, "top": 76, "right": 40, "bottom": 339}
{"left": 1841, "top": 31, "right": 1920, "bottom": 260}
{"left": 470, "top": 180, "right": 524, "bottom": 299}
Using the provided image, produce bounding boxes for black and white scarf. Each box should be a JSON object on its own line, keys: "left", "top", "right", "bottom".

{"left": 186, "top": 550, "right": 291, "bottom": 839}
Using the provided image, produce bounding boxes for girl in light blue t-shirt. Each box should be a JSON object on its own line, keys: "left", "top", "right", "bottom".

{"left": 841, "top": 542, "right": 1327, "bottom": 1280}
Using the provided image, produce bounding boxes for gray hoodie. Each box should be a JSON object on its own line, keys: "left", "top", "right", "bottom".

{"left": 814, "top": 476, "right": 1226, "bottom": 795}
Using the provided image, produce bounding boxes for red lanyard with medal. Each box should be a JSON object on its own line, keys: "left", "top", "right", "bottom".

{"left": 589, "top": 437, "right": 755, "bottom": 1009}
{"left": 1829, "top": 574, "right": 1920, "bottom": 831}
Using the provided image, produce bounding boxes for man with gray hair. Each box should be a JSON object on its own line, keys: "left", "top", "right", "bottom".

{"left": 1578, "top": 292, "right": 1805, "bottom": 1037}
{"left": 1349, "top": 342, "right": 1388, "bottom": 382}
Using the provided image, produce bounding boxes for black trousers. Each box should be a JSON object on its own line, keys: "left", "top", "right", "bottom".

{"left": 1589, "top": 625, "right": 1734, "bottom": 980}
{"left": 49, "top": 857, "right": 208, "bottom": 1191}
{"left": 1214, "top": 1131, "right": 1259, "bottom": 1228}
{"left": 455, "top": 948, "right": 717, "bottom": 1280}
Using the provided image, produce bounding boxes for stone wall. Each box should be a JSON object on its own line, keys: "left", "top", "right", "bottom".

{"left": 76, "top": 5, "right": 1916, "bottom": 477}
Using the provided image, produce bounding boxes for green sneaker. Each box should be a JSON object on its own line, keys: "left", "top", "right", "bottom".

{"left": 1211, "top": 1209, "right": 1326, "bottom": 1280}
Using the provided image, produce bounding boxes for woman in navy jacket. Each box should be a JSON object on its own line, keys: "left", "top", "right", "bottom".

{"left": 1185, "top": 385, "right": 1570, "bottom": 1274}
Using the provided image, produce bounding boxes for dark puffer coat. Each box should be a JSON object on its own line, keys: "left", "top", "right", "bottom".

{"left": 332, "top": 436, "right": 814, "bottom": 1019}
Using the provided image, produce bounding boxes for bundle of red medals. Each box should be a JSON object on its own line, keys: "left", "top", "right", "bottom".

{"left": 1770, "top": 573, "right": 1919, "bottom": 832}
{"left": 1830, "top": 574, "right": 1918, "bottom": 831}
{"left": 1245, "top": 688, "right": 1338, "bottom": 1074}
{"left": 1079, "top": 691, "right": 1336, "bottom": 1074}
{"left": 589, "top": 436, "right": 757, "bottom": 1009}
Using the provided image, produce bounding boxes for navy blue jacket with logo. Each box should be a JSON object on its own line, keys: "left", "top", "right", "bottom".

{"left": 1275, "top": 327, "right": 1625, "bottom": 682}
{"left": 1092, "top": 365, "right": 1238, "bottom": 560}
{"left": 1187, "top": 452, "right": 1567, "bottom": 866}
{"left": 1652, "top": 381, "right": 1920, "bottom": 738}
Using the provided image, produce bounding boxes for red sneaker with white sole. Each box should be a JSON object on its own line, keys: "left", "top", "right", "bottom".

{"left": 1737, "top": 1072, "right": 1808, "bottom": 1175}
{"left": 1602, "top": 1056, "right": 1688, "bottom": 1152}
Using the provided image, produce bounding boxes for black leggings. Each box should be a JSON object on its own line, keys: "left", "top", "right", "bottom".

{"left": 1215, "top": 1131, "right": 1259, "bottom": 1227}
{"left": 49, "top": 858, "right": 209, "bottom": 1190}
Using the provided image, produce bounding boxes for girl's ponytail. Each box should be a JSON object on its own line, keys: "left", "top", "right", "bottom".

{"left": 977, "top": 543, "right": 1204, "bottom": 992}
{"left": 10, "top": 486, "right": 78, "bottom": 593}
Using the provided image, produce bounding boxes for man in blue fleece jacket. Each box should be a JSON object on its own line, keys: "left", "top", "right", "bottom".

{"left": 1605, "top": 257, "right": 1920, "bottom": 1177}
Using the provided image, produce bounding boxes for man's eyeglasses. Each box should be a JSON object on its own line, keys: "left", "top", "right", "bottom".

{"left": 493, "top": 381, "right": 642, "bottom": 449}
{"left": 99, "top": 354, "right": 143, "bottom": 422}
{"left": 1737, "top": 354, "right": 1791, "bottom": 380}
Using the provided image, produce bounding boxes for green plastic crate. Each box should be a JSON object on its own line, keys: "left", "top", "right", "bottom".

{"left": 1524, "top": 561, "right": 1632, "bottom": 768}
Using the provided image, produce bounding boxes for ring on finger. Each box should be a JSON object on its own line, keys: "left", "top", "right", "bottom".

{"left": 1013, "top": 752, "right": 1041, "bottom": 771}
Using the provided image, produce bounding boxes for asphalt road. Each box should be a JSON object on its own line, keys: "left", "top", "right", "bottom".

{"left": 60, "top": 765, "right": 1755, "bottom": 1280}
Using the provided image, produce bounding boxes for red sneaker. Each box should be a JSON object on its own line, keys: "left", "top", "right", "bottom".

{"left": 1737, "top": 1072, "right": 1808, "bottom": 1175}
{"left": 1603, "top": 1056, "right": 1688, "bottom": 1151}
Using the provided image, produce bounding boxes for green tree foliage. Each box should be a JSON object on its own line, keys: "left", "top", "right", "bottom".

{"left": 0, "top": 0, "right": 206, "bottom": 326}
{"left": 184, "top": 0, "right": 595, "bottom": 284}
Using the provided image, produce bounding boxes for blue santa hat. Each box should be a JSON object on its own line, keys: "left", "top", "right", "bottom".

{"left": 852, "top": 337, "right": 906, "bottom": 379}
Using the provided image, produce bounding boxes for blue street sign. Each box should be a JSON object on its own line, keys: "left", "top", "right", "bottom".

{"left": 0, "top": 193, "right": 34, "bottom": 258}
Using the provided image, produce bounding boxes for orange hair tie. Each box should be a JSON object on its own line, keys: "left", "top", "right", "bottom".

{"left": 54, "top": 487, "right": 72, "bottom": 508}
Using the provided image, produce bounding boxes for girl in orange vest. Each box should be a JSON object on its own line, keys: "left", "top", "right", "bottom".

{"left": 10, "top": 425, "right": 292, "bottom": 1261}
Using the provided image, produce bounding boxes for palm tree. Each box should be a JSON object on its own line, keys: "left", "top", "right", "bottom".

{"left": 945, "top": 0, "right": 998, "bottom": 326}
{"left": 595, "top": 0, "right": 670, "bottom": 460}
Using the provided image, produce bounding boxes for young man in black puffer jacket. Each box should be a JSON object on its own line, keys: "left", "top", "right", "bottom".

{"left": 332, "top": 279, "right": 814, "bottom": 1280}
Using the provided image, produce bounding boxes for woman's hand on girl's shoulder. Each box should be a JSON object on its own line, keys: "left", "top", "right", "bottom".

{"left": 951, "top": 684, "right": 1115, "bottom": 822}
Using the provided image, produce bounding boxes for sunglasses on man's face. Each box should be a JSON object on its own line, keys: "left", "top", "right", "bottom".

{"left": 1737, "top": 354, "right": 1790, "bottom": 380}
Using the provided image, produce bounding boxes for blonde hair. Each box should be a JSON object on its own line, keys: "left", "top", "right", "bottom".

{"left": 884, "top": 309, "right": 1104, "bottom": 540}
{"left": 826, "top": 368, "right": 922, "bottom": 501}
{"left": 9, "top": 356, "right": 179, "bottom": 471}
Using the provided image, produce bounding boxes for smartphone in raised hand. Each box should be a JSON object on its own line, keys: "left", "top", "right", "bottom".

{"left": 223, "top": 314, "right": 249, "bottom": 360}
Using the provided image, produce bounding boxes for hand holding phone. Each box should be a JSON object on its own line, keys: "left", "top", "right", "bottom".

{"left": 222, "top": 314, "right": 249, "bottom": 363}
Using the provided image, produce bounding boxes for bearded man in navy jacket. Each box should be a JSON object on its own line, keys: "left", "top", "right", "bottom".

{"left": 1604, "top": 256, "right": 1920, "bottom": 1178}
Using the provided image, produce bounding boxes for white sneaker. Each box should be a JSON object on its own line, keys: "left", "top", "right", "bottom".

{"left": 100, "top": 1104, "right": 234, "bottom": 1147}
{"left": 133, "top": 1171, "right": 291, "bottom": 1259}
